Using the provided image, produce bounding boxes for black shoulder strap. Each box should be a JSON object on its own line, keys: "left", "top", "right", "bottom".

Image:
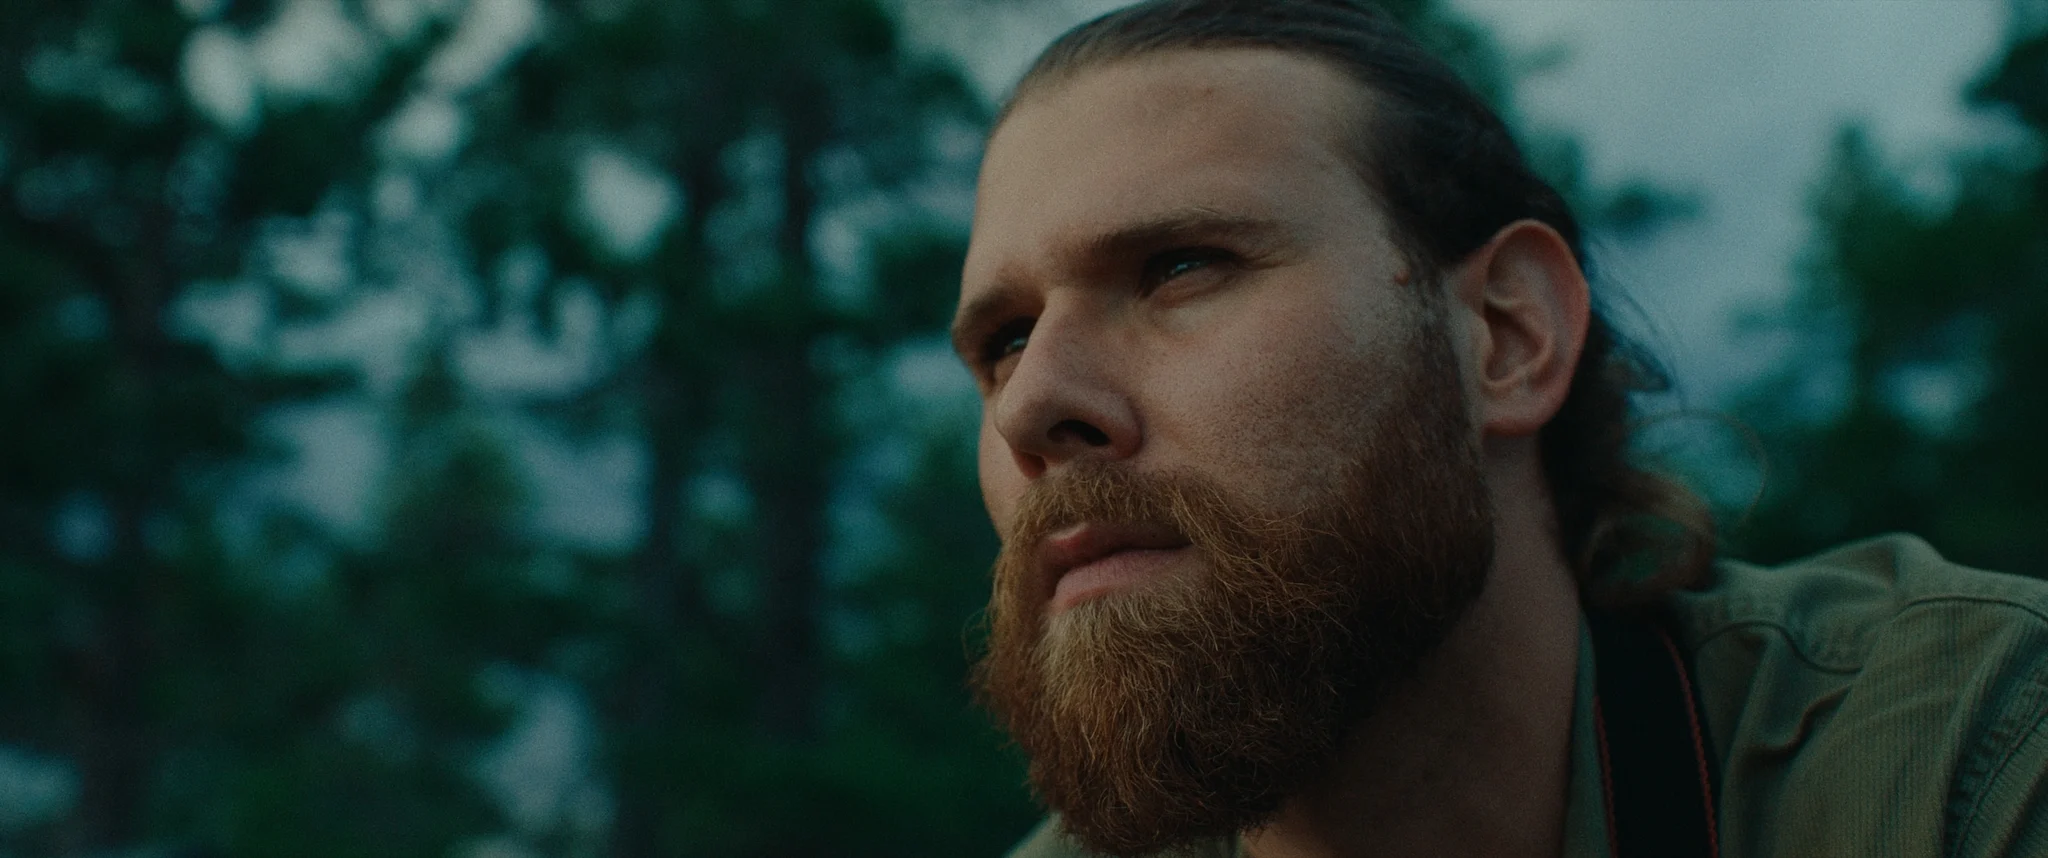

{"left": 1587, "top": 611, "right": 1720, "bottom": 858}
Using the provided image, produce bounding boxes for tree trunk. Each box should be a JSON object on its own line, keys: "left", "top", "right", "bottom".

{"left": 751, "top": 76, "right": 832, "bottom": 744}
{"left": 612, "top": 145, "right": 721, "bottom": 858}
{"left": 67, "top": 208, "right": 174, "bottom": 853}
{"left": 69, "top": 501, "right": 151, "bottom": 854}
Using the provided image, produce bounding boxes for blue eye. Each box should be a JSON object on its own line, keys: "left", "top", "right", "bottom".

{"left": 981, "top": 319, "right": 1033, "bottom": 365}
{"left": 1141, "top": 248, "right": 1232, "bottom": 293}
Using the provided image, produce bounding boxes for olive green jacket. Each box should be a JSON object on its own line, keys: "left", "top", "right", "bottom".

{"left": 1008, "top": 534, "right": 2048, "bottom": 857}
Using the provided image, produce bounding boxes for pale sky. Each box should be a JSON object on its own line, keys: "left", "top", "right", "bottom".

{"left": 1460, "top": 0, "right": 2015, "bottom": 406}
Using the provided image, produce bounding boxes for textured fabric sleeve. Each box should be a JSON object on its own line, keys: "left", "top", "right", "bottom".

{"left": 1675, "top": 537, "right": 2048, "bottom": 858}
{"left": 1946, "top": 627, "right": 2048, "bottom": 858}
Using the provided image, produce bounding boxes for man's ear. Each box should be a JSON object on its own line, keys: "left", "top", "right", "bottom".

{"left": 1444, "top": 219, "right": 1591, "bottom": 438}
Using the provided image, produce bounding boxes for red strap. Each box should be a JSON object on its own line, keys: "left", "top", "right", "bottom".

{"left": 1654, "top": 624, "right": 1721, "bottom": 857}
{"left": 1593, "top": 697, "right": 1621, "bottom": 857}
{"left": 1588, "top": 612, "right": 1719, "bottom": 858}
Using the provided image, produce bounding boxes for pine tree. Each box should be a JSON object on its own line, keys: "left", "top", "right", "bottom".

{"left": 1734, "top": 4, "right": 2048, "bottom": 574}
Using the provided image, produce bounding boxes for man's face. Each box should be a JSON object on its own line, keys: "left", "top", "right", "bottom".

{"left": 959, "top": 48, "right": 1430, "bottom": 544}
{"left": 957, "top": 49, "right": 1494, "bottom": 856}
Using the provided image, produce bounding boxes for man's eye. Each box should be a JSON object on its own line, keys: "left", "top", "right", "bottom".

{"left": 1140, "top": 248, "right": 1232, "bottom": 293}
{"left": 981, "top": 319, "right": 1033, "bottom": 366}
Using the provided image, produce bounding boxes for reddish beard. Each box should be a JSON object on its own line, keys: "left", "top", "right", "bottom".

{"left": 971, "top": 319, "right": 1494, "bottom": 857}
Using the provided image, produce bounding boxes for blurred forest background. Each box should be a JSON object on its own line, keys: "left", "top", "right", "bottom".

{"left": 0, "top": 0, "right": 2042, "bottom": 855}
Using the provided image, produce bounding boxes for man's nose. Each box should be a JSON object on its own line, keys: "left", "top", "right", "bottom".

{"left": 989, "top": 320, "right": 1139, "bottom": 478}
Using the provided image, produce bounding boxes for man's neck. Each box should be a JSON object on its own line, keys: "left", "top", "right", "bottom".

{"left": 1242, "top": 454, "right": 1584, "bottom": 858}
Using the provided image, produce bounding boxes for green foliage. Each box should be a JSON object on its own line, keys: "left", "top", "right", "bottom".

{"left": 0, "top": 0, "right": 1738, "bottom": 856}
{"left": 867, "top": 226, "right": 974, "bottom": 339}
{"left": 1731, "top": 23, "right": 2048, "bottom": 575}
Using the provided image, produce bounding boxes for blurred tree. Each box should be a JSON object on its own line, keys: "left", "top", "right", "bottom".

{"left": 0, "top": 1, "right": 516, "bottom": 854}
{"left": 0, "top": 0, "right": 353, "bottom": 851}
{"left": 1733, "top": 5, "right": 2048, "bottom": 574}
{"left": 0, "top": 0, "right": 1707, "bottom": 856}
{"left": 452, "top": 0, "right": 996, "bottom": 852}
{"left": 1377, "top": 0, "right": 1700, "bottom": 241}
{"left": 447, "top": 0, "right": 1685, "bottom": 851}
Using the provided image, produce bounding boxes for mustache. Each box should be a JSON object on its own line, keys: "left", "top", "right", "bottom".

{"left": 1005, "top": 463, "right": 1176, "bottom": 537}
{"left": 991, "top": 462, "right": 1314, "bottom": 617}
{"left": 991, "top": 463, "right": 1189, "bottom": 619}
{"left": 1000, "top": 462, "right": 1301, "bottom": 550}
{"left": 994, "top": 463, "right": 1247, "bottom": 577}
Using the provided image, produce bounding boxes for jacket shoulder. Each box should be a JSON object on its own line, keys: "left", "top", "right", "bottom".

{"left": 1664, "top": 534, "right": 2048, "bottom": 856}
{"left": 1670, "top": 533, "right": 2048, "bottom": 667}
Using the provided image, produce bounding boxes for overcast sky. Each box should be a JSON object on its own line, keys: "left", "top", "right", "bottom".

{"left": 1461, "top": 0, "right": 2015, "bottom": 407}
{"left": 921, "top": 0, "right": 2020, "bottom": 406}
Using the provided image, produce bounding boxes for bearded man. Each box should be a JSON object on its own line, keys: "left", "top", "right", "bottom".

{"left": 950, "top": 1, "right": 2048, "bottom": 856}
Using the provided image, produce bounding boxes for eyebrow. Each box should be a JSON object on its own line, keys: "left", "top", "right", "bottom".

{"left": 950, "top": 208, "right": 1289, "bottom": 362}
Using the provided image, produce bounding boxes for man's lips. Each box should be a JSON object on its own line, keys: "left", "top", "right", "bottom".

{"left": 1038, "top": 522, "right": 1194, "bottom": 613}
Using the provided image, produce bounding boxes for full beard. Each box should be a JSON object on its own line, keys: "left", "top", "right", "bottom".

{"left": 971, "top": 314, "right": 1495, "bottom": 857}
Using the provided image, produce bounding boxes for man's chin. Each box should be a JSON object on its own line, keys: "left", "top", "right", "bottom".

{"left": 1039, "top": 570, "right": 1206, "bottom": 663}
{"left": 1046, "top": 569, "right": 1174, "bottom": 622}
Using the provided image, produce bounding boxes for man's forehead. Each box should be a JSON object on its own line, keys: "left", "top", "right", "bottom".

{"left": 1004, "top": 45, "right": 1367, "bottom": 131}
{"left": 977, "top": 48, "right": 1367, "bottom": 192}
{"left": 962, "top": 48, "right": 1375, "bottom": 284}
